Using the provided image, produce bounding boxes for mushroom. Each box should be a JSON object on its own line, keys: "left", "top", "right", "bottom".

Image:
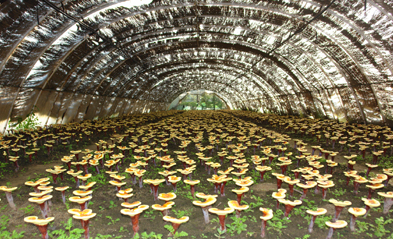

{"left": 232, "top": 186, "right": 249, "bottom": 204}
{"left": 77, "top": 174, "right": 92, "bottom": 187}
{"left": 353, "top": 176, "right": 368, "bottom": 195}
{"left": 348, "top": 207, "right": 366, "bottom": 231}
{"left": 29, "top": 195, "right": 53, "bottom": 218}
{"left": 306, "top": 208, "right": 327, "bottom": 233}
{"left": 283, "top": 178, "right": 300, "bottom": 198}
{"left": 296, "top": 181, "right": 317, "bottom": 201}
{"left": 116, "top": 188, "right": 134, "bottom": 202}
{"left": 79, "top": 182, "right": 96, "bottom": 191}
{"left": 318, "top": 180, "right": 335, "bottom": 199}
{"left": 55, "top": 186, "right": 69, "bottom": 204}
{"left": 278, "top": 198, "right": 302, "bottom": 219}
{"left": 158, "top": 192, "right": 177, "bottom": 203}
{"left": 144, "top": 179, "right": 165, "bottom": 201}
{"left": 163, "top": 216, "right": 189, "bottom": 236}
{"left": 168, "top": 176, "right": 181, "bottom": 192}
{"left": 69, "top": 196, "right": 92, "bottom": 210}
{"left": 9, "top": 156, "right": 20, "bottom": 172}
{"left": 158, "top": 170, "right": 177, "bottom": 185}
{"left": 259, "top": 208, "right": 273, "bottom": 238}
{"left": 365, "top": 163, "right": 378, "bottom": 178}
{"left": 366, "top": 183, "right": 384, "bottom": 199}
{"left": 329, "top": 199, "right": 351, "bottom": 222}
{"left": 0, "top": 186, "right": 17, "bottom": 210}
{"left": 192, "top": 194, "right": 217, "bottom": 224}
{"left": 255, "top": 166, "right": 272, "bottom": 182}
{"left": 120, "top": 205, "right": 149, "bottom": 237}
{"left": 67, "top": 170, "right": 83, "bottom": 188}
{"left": 134, "top": 169, "right": 146, "bottom": 188}
{"left": 24, "top": 216, "right": 54, "bottom": 239}
{"left": 121, "top": 201, "right": 142, "bottom": 209}
{"left": 362, "top": 198, "right": 380, "bottom": 218}
{"left": 208, "top": 208, "right": 234, "bottom": 232}
{"left": 272, "top": 173, "right": 285, "bottom": 189}
{"left": 184, "top": 180, "right": 200, "bottom": 198}
{"left": 152, "top": 201, "right": 174, "bottom": 216}
{"left": 325, "top": 220, "right": 348, "bottom": 239}
{"left": 68, "top": 208, "right": 96, "bottom": 239}
{"left": 272, "top": 189, "right": 287, "bottom": 209}
{"left": 25, "top": 178, "right": 50, "bottom": 193}
{"left": 377, "top": 191, "right": 393, "bottom": 214}
{"left": 228, "top": 200, "right": 249, "bottom": 218}
{"left": 108, "top": 180, "right": 126, "bottom": 192}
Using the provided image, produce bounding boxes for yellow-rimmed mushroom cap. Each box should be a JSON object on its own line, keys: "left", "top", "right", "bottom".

{"left": 25, "top": 180, "right": 44, "bottom": 187}
{"left": 0, "top": 186, "right": 17, "bottom": 192}
{"left": 55, "top": 186, "right": 69, "bottom": 192}
{"left": 284, "top": 178, "right": 300, "bottom": 185}
{"left": 255, "top": 166, "right": 272, "bottom": 172}
{"left": 121, "top": 205, "right": 149, "bottom": 216}
{"left": 69, "top": 196, "right": 92, "bottom": 204}
{"left": 378, "top": 191, "right": 393, "bottom": 198}
{"left": 163, "top": 216, "right": 189, "bottom": 224}
{"left": 195, "top": 193, "right": 218, "bottom": 199}
{"left": 29, "top": 189, "right": 53, "bottom": 197}
{"left": 296, "top": 181, "right": 317, "bottom": 189}
{"left": 79, "top": 182, "right": 96, "bottom": 190}
{"left": 149, "top": 179, "right": 166, "bottom": 186}
{"left": 329, "top": 199, "right": 352, "bottom": 207}
{"left": 344, "top": 155, "right": 357, "bottom": 160}
{"left": 28, "top": 195, "right": 53, "bottom": 204}
{"left": 366, "top": 183, "right": 384, "bottom": 190}
{"left": 306, "top": 208, "right": 327, "bottom": 216}
{"left": 192, "top": 197, "right": 217, "bottom": 207}
{"left": 348, "top": 207, "right": 367, "bottom": 217}
{"left": 158, "top": 192, "right": 176, "bottom": 201}
{"left": 272, "top": 189, "right": 286, "bottom": 199}
{"left": 109, "top": 181, "right": 126, "bottom": 187}
{"left": 208, "top": 207, "right": 235, "bottom": 215}
{"left": 73, "top": 190, "right": 93, "bottom": 197}
{"left": 77, "top": 174, "right": 92, "bottom": 180}
{"left": 318, "top": 181, "right": 335, "bottom": 188}
{"left": 67, "top": 170, "right": 83, "bottom": 176}
{"left": 234, "top": 179, "right": 254, "bottom": 187}
{"left": 278, "top": 198, "right": 302, "bottom": 206}
{"left": 184, "top": 180, "right": 200, "bottom": 185}
{"left": 168, "top": 176, "right": 181, "bottom": 183}
{"left": 259, "top": 208, "right": 273, "bottom": 220}
{"left": 24, "top": 216, "right": 54, "bottom": 226}
{"left": 228, "top": 200, "right": 249, "bottom": 211}
{"left": 232, "top": 187, "right": 249, "bottom": 195}
{"left": 121, "top": 201, "right": 142, "bottom": 208}
{"left": 152, "top": 202, "right": 175, "bottom": 211}
{"left": 72, "top": 211, "right": 96, "bottom": 221}
{"left": 325, "top": 220, "right": 348, "bottom": 229}
{"left": 362, "top": 198, "right": 381, "bottom": 208}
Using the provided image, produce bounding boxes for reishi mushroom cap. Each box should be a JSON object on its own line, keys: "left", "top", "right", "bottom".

{"left": 306, "top": 208, "right": 327, "bottom": 216}
{"left": 377, "top": 191, "right": 393, "bottom": 198}
{"left": 208, "top": 207, "right": 235, "bottom": 215}
{"left": 348, "top": 207, "right": 367, "bottom": 217}
{"left": 329, "top": 199, "right": 352, "bottom": 207}
{"left": 259, "top": 208, "right": 273, "bottom": 220}
{"left": 0, "top": 186, "right": 17, "bottom": 192}
{"left": 192, "top": 197, "right": 217, "bottom": 207}
{"left": 228, "top": 200, "right": 249, "bottom": 211}
{"left": 69, "top": 196, "right": 92, "bottom": 203}
{"left": 158, "top": 192, "right": 177, "bottom": 201}
{"left": 121, "top": 201, "right": 142, "bottom": 208}
{"left": 362, "top": 198, "right": 381, "bottom": 208}
{"left": 28, "top": 195, "right": 53, "bottom": 204}
{"left": 24, "top": 216, "right": 54, "bottom": 226}
{"left": 232, "top": 187, "right": 249, "bottom": 194}
{"left": 278, "top": 198, "right": 302, "bottom": 206}
{"left": 184, "top": 180, "right": 200, "bottom": 185}
{"left": 152, "top": 201, "right": 175, "bottom": 211}
{"left": 195, "top": 193, "right": 218, "bottom": 199}
{"left": 163, "top": 216, "right": 189, "bottom": 224}
{"left": 325, "top": 220, "right": 348, "bottom": 229}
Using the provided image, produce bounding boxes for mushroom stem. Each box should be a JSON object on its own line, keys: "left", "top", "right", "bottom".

{"left": 308, "top": 215, "right": 317, "bottom": 233}
{"left": 237, "top": 194, "right": 243, "bottom": 204}
{"left": 333, "top": 206, "right": 343, "bottom": 222}
{"left": 349, "top": 215, "right": 357, "bottom": 232}
{"left": 322, "top": 188, "right": 328, "bottom": 199}
{"left": 367, "top": 188, "right": 375, "bottom": 199}
{"left": 383, "top": 198, "right": 393, "bottom": 214}
{"left": 220, "top": 182, "right": 227, "bottom": 196}
{"left": 139, "top": 177, "right": 143, "bottom": 188}
{"left": 326, "top": 227, "right": 335, "bottom": 239}
{"left": 276, "top": 200, "right": 280, "bottom": 210}
{"left": 288, "top": 184, "right": 294, "bottom": 197}
{"left": 5, "top": 192, "right": 16, "bottom": 210}
{"left": 36, "top": 225, "right": 49, "bottom": 239}
{"left": 259, "top": 171, "right": 267, "bottom": 182}
{"left": 261, "top": 220, "right": 267, "bottom": 238}
{"left": 131, "top": 214, "right": 141, "bottom": 236}
{"left": 353, "top": 181, "right": 360, "bottom": 195}
{"left": 364, "top": 205, "right": 370, "bottom": 218}
{"left": 299, "top": 189, "right": 308, "bottom": 201}
{"left": 170, "top": 222, "right": 181, "bottom": 236}
{"left": 276, "top": 178, "right": 282, "bottom": 189}
{"left": 153, "top": 185, "right": 159, "bottom": 201}
{"left": 38, "top": 203, "right": 48, "bottom": 218}
{"left": 385, "top": 176, "right": 393, "bottom": 187}
{"left": 201, "top": 207, "right": 210, "bottom": 224}
{"left": 171, "top": 183, "right": 177, "bottom": 192}
{"left": 283, "top": 204, "right": 295, "bottom": 218}
{"left": 51, "top": 174, "right": 58, "bottom": 184}
{"left": 95, "top": 166, "right": 100, "bottom": 174}
{"left": 81, "top": 220, "right": 90, "bottom": 239}
{"left": 218, "top": 215, "right": 227, "bottom": 232}
{"left": 190, "top": 185, "right": 195, "bottom": 198}
{"left": 61, "top": 192, "right": 66, "bottom": 204}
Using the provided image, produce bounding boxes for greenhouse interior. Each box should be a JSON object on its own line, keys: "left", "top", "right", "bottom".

{"left": 1, "top": 0, "right": 393, "bottom": 238}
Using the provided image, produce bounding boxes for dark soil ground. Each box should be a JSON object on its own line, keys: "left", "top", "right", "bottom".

{"left": 1, "top": 112, "right": 393, "bottom": 239}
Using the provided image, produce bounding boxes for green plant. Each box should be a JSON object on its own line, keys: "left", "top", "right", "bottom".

{"left": 19, "top": 205, "right": 35, "bottom": 214}
{"left": 225, "top": 216, "right": 248, "bottom": 236}
{"left": 108, "top": 200, "right": 117, "bottom": 209}
{"left": 164, "top": 225, "right": 188, "bottom": 239}
{"left": 106, "top": 215, "right": 120, "bottom": 225}
{"left": 172, "top": 208, "right": 193, "bottom": 218}
{"left": 373, "top": 217, "right": 393, "bottom": 238}
{"left": 138, "top": 231, "right": 163, "bottom": 239}
{"left": 8, "top": 106, "right": 40, "bottom": 131}
{"left": 214, "top": 228, "right": 226, "bottom": 238}
{"left": 267, "top": 210, "right": 290, "bottom": 235}
{"left": 50, "top": 218, "right": 85, "bottom": 238}
{"left": 295, "top": 234, "right": 311, "bottom": 239}
{"left": 143, "top": 209, "right": 156, "bottom": 221}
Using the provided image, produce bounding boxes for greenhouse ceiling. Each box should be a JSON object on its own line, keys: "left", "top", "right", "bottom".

{"left": 0, "top": 0, "right": 393, "bottom": 132}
